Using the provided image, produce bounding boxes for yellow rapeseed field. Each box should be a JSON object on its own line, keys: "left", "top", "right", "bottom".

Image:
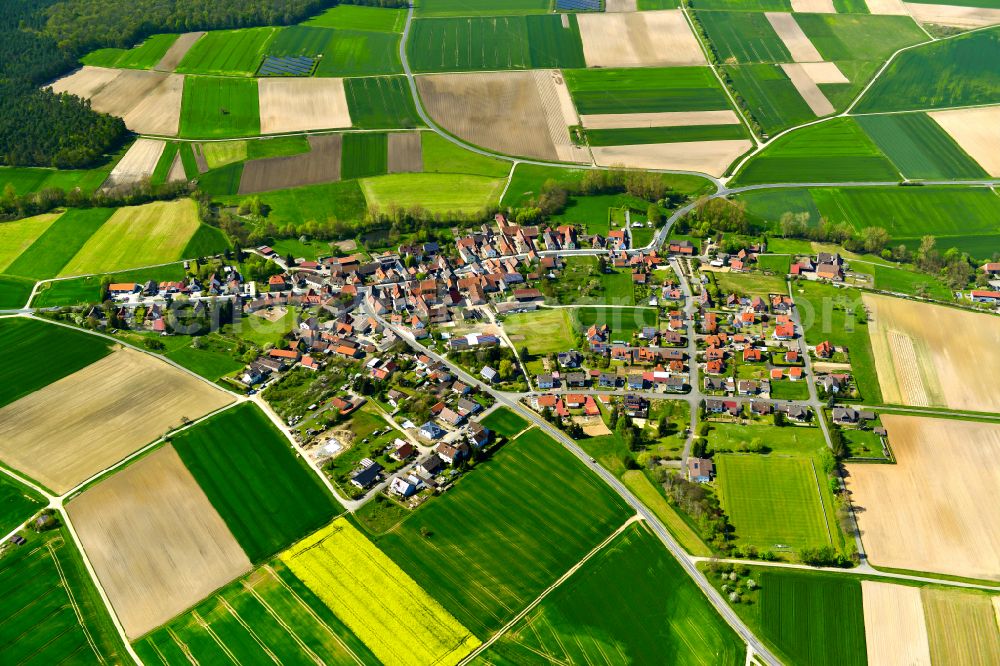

{"left": 280, "top": 518, "right": 481, "bottom": 666}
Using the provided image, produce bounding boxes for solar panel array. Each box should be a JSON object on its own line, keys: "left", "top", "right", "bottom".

{"left": 555, "top": 0, "right": 601, "bottom": 11}
{"left": 257, "top": 55, "right": 317, "bottom": 77}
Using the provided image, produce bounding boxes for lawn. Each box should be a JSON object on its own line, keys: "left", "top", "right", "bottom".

{"left": 176, "top": 27, "right": 277, "bottom": 76}
{"left": 31, "top": 264, "right": 186, "bottom": 308}
{"left": 164, "top": 344, "right": 243, "bottom": 382}
{"left": 81, "top": 33, "right": 179, "bottom": 69}
{"left": 0, "top": 473, "right": 45, "bottom": 535}
{"left": 376, "top": 428, "right": 632, "bottom": 638}
{"left": 479, "top": 408, "right": 530, "bottom": 438}
{"left": 548, "top": 256, "right": 637, "bottom": 306}
{"left": 421, "top": 132, "right": 511, "bottom": 177}
{"left": 622, "top": 470, "right": 712, "bottom": 557}
{"left": 237, "top": 309, "right": 296, "bottom": 347}
{"left": 304, "top": 4, "right": 406, "bottom": 32}
{"left": 856, "top": 113, "right": 988, "bottom": 180}
{"left": 133, "top": 559, "right": 378, "bottom": 665}
{"left": 723, "top": 64, "right": 815, "bottom": 136}
{"left": 550, "top": 192, "right": 650, "bottom": 235}
{"left": 0, "top": 318, "right": 110, "bottom": 408}
{"left": 3, "top": 209, "right": 113, "bottom": 280}
{"left": 586, "top": 124, "right": 748, "bottom": 146}
{"left": 220, "top": 179, "right": 367, "bottom": 228}
{"left": 0, "top": 275, "right": 34, "bottom": 309}
{"left": 0, "top": 528, "right": 129, "bottom": 664}
{"left": 407, "top": 15, "right": 585, "bottom": 72}
{"left": 696, "top": 10, "right": 791, "bottom": 64}
{"left": 345, "top": 75, "right": 423, "bottom": 129}
{"left": 794, "top": 14, "right": 926, "bottom": 62}
{"left": 732, "top": 117, "right": 900, "bottom": 185}
{"left": 503, "top": 308, "right": 576, "bottom": 355}
{"left": 770, "top": 379, "right": 810, "bottom": 400}
{"left": 180, "top": 76, "right": 260, "bottom": 139}
{"left": 478, "top": 523, "right": 743, "bottom": 666}
{"left": 171, "top": 402, "right": 341, "bottom": 563}
{"left": 0, "top": 213, "right": 61, "bottom": 273}
{"left": 564, "top": 67, "right": 731, "bottom": 115}
{"left": 571, "top": 306, "right": 657, "bottom": 337}
{"left": 713, "top": 271, "right": 787, "bottom": 296}
{"left": 757, "top": 254, "right": 791, "bottom": 275}
{"left": 361, "top": 173, "right": 505, "bottom": 214}
{"left": 716, "top": 454, "right": 833, "bottom": 552}
{"left": 58, "top": 200, "right": 202, "bottom": 276}
{"left": 856, "top": 26, "right": 1000, "bottom": 112}
{"left": 341, "top": 132, "right": 389, "bottom": 180}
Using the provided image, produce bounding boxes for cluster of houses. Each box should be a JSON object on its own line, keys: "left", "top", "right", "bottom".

{"left": 789, "top": 251, "right": 845, "bottom": 281}
{"left": 105, "top": 264, "right": 253, "bottom": 305}
{"left": 707, "top": 245, "right": 764, "bottom": 273}
{"left": 705, "top": 399, "right": 812, "bottom": 423}
{"left": 530, "top": 392, "right": 650, "bottom": 421}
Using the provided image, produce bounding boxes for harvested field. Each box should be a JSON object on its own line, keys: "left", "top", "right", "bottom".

{"left": 121, "top": 74, "right": 184, "bottom": 136}
{"left": 923, "top": 588, "right": 1000, "bottom": 666}
{"left": 864, "top": 293, "right": 1000, "bottom": 411}
{"left": 0, "top": 347, "right": 233, "bottom": 494}
{"left": 861, "top": 582, "right": 931, "bottom": 666}
{"left": 49, "top": 65, "right": 121, "bottom": 99}
{"left": 191, "top": 143, "right": 209, "bottom": 173}
{"left": 905, "top": 2, "right": 1000, "bottom": 28}
{"left": 166, "top": 152, "right": 187, "bottom": 182}
{"left": 606, "top": 0, "right": 638, "bottom": 10}
{"left": 766, "top": 12, "right": 824, "bottom": 62}
{"left": 591, "top": 139, "right": 752, "bottom": 176}
{"left": 798, "top": 61, "right": 849, "bottom": 84}
{"left": 581, "top": 110, "right": 740, "bottom": 129}
{"left": 846, "top": 415, "right": 1000, "bottom": 580}
{"left": 154, "top": 31, "right": 205, "bottom": 71}
{"left": 387, "top": 132, "right": 422, "bottom": 173}
{"left": 928, "top": 106, "right": 1000, "bottom": 176}
{"left": 792, "top": 0, "right": 836, "bottom": 11}
{"left": 781, "top": 63, "right": 835, "bottom": 115}
{"left": 101, "top": 139, "right": 165, "bottom": 192}
{"left": 239, "top": 134, "right": 342, "bottom": 194}
{"left": 865, "top": 0, "right": 910, "bottom": 14}
{"left": 258, "top": 78, "right": 351, "bottom": 134}
{"left": 577, "top": 10, "right": 706, "bottom": 67}
{"left": 67, "top": 445, "right": 251, "bottom": 639}
{"left": 532, "top": 69, "right": 590, "bottom": 162}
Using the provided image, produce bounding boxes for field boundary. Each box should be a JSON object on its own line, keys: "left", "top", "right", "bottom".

{"left": 809, "top": 459, "right": 834, "bottom": 546}
{"left": 47, "top": 539, "right": 106, "bottom": 664}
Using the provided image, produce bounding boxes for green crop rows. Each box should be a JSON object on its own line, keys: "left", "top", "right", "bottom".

{"left": 341, "top": 132, "right": 389, "bottom": 179}
{"left": 180, "top": 77, "right": 260, "bottom": 138}
{"left": 857, "top": 113, "right": 988, "bottom": 180}
{"left": 176, "top": 27, "right": 277, "bottom": 76}
{"left": 4, "top": 208, "right": 114, "bottom": 280}
{"left": 565, "top": 67, "right": 731, "bottom": 114}
{"left": 697, "top": 11, "right": 791, "bottom": 64}
{"left": 586, "top": 124, "right": 747, "bottom": 146}
{"left": 346, "top": 75, "right": 423, "bottom": 128}
{"left": 479, "top": 407, "right": 529, "bottom": 437}
{"left": 724, "top": 65, "right": 814, "bottom": 136}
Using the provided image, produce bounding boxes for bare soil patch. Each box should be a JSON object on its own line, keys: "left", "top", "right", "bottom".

{"left": 154, "top": 32, "right": 205, "bottom": 72}
{"left": 577, "top": 10, "right": 705, "bottom": 68}
{"left": 797, "top": 61, "right": 849, "bottom": 84}
{"left": 575, "top": 416, "right": 612, "bottom": 437}
{"left": 252, "top": 306, "right": 287, "bottom": 323}
{"left": 101, "top": 139, "right": 166, "bottom": 192}
{"left": 122, "top": 73, "right": 184, "bottom": 136}
{"left": 862, "top": 581, "right": 931, "bottom": 666}
{"left": 865, "top": 0, "right": 911, "bottom": 15}
{"left": 766, "top": 12, "right": 824, "bottom": 62}
{"left": 864, "top": 293, "right": 1000, "bottom": 411}
{"left": 580, "top": 110, "right": 740, "bottom": 129}
{"left": 238, "top": 134, "right": 341, "bottom": 194}
{"left": 791, "top": 0, "right": 836, "bottom": 12}
{"left": 192, "top": 143, "right": 209, "bottom": 173}
{"left": 0, "top": 347, "right": 233, "bottom": 494}
{"left": 905, "top": 2, "right": 1000, "bottom": 28}
{"left": 388, "top": 132, "right": 423, "bottom": 173}
{"left": 67, "top": 444, "right": 251, "bottom": 639}
{"left": 49, "top": 66, "right": 121, "bottom": 100}
{"left": 335, "top": 239, "right": 357, "bottom": 252}
{"left": 928, "top": 106, "right": 1000, "bottom": 177}
{"left": 606, "top": 0, "right": 637, "bottom": 11}
{"left": 166, "top": 152, "right": 187, "bottom": 183}
{"left": 258, "top": 78, "right": 351, "bottom": 134}
{"left": 532, "top": 69, "right": 589, "bottom": 163}
{"left": 781, "top": 63, "right": 835, "bottom": 116}
{"left": 592, "top": 139, "right": 752, "bottom": 177}
{"left": 846, "top": 415, "right": 1000, "bottom": 581}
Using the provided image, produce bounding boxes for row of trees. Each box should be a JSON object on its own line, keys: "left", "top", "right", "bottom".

{"left": 0, "top": 179, "right": 192, "bottom": 221}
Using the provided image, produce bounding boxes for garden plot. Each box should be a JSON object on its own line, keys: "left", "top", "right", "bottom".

{"left": 591, "top": 139, "right": 752, "bottom": 176}
{"left": 100, "top": 139, "right": 165, "bottom": 192}
{"left": 239, "top": 134, "right": 342, "bottom": 194}
{"left": 766, "top": 12, "right": 824, "bottom": 62}
{"left": 864, "top": 293, "right": 1000, "bottom": 411}
{"left": 928, "top": 106, "right": 1000, "bottom": 176}
{"left": 577, "top": 10, "right": 706, "bottom": 67}
{"left": 865, "top": 0, "right": 911, "bottom": 14}
{"left": 258, "top": 77, "right": 351, "bottom": 134}
{"left": 580, "top": 110, "right": 740, "bottom": 129}
{"left": 67, "top": 445, "right": 251, "bottom": 639}
{"left": 781, "top": 63, "right": 835, "bottom": 115}
{"left": 0, "top": 347, "right": 233, "bottom": 494}
{"left": 861, "top": 582, "right": 932, "bottom": 666}
{"left": 387, "top": 132, "right": 423, "bottom": 173}
{"left": 905, "top": 2, "right": 1000, "bottom": 28}
{"left": 153, "top": 31, "right": 205, "bottom": 71}
{"left": 846, "top": 415, "right": 1000, "bottom": 581}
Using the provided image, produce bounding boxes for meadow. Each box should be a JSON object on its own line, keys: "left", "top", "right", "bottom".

{"left": 0, "top": 213, "right": 61, "bottom": 272}
{"left": 572, "top": 306, "right": 657, "bottom": 336}
{"left": 732, "top": 118, "right": 899, "bottom": 185}
{"left": 0, "top": 529, "right": 129, "bottom": 664}
{"left": 479, "top": 407, "right": 529, "bottom": 438}
{"left": 586, "top": 124, "right": 747, "bottom": 146}
{"left": 0, "top": 163, "right": 113, "bottom": 196}
{"left": 856, "top": 26, "right": 1000, "bottom": 113}
{"left": 170, "top": 403, "right": 340, "bottom": 562}
{"left": 219, "top": 179, "right": 367, "bottom": 228}
{"left": 180, "top": 76, "right": 260, "bottom": 138}
{"left": 376, "top": 428, "right": 632, "bottom": 638}
{"left": 3, "top": 208, "right": 113, "bottom": 280}
{"left": 0, "top": 276, "right": 34, "bottom": 309}
{"left": 0, "top": 473, "right": 44, "bottom": 535}
{"left": 197, "top": 161, "right": 243, "bottom": 196}
{"left": 81, "top": 33, "right": 179, "bottom": 69}
{"left": 269, "top": 25, "right": 402, "bottom": 77}
{"left": 345, "top": 75, "right": 423, "bottom": 128}
{"left": 856, "top": 113, "right": 988, "bottom": 180}
{"left": 361, "top": 173, "right": 504, "bottom": 214}
{"left": 794, "top": 14, "right": 926, "bottom": 62}
{"left": 422, "top": 132, "right": 511, "bottom": 177}
{"left": 341, "top": 132, "right": 389, "bottom": 179}
{"left": 713, "top": 271, "right": 787, "bottom": 296}
{"left": 134, "top": 560, "right": 379, "bottom": 665}
{"left": 724, "top": 64, "right": 816, "bottom": 136}
{"left": 478, "top": 523, "right": 743, "bottom": 666}
{"left": 304, "top": 4, "right": 406, "bottom": 32}
{"left": 547, "top": 256, "right": 637, "bottom": 306}
{"left": 622, "top": 470, "right": 712, "bottom": 557}
{"left": 696, "top": 10, "right": 791, "bottom": 64}
{"left": 31, "top": 264, "right": 186, "bottom": 308}
{"left": 564, "top": 67, "right": 731, "bottom": 114}
{"left": 283, "top": 519, "right": 481, "bottom": 665}
{"left": 176, "top": 27, "right": 276, "bottom": 76}
{"left": 502, "top": 308, "right": 576, "bottom": 355}
{"left": 0, "top": 318, "right": 110, "bottom": 408}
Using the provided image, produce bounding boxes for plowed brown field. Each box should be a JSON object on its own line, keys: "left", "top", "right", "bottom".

{"left": 238, "top": 134, "right": 342, "bottom": 194}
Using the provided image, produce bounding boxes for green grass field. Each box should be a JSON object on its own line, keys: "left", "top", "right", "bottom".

{"left": 197, "top": 161, "right": 244, "bottom": 196}
{"left": 724, "top": 64, "right": 816, "bottom": 136}
{"left": 503, "top": 309, "right": 576, "bottom": 355}
{"left": 856, "top": 113, "right": 988, "bottom": 180}
{"left": 421, "top": 132, "right": 511, "bottom": 177}
{"left": 164, "top": 344, "right": 243, "bottom": 382}
{"left": 134, "top": 560, "right": 378, "bottom": 665}
{"left": 622, "top": 470, "right": 712, "bottom": 557}
{"left": 3, "top": 208, "right": 113, "bottom": 280}
{"left": 345, "top": 75, "right": 423, "bottom": 128}
{"left": 176, "top": 27, "right": 277, "bottom": 76}
{"left": 733, "top": 118, "right": 899, "bottom": 185}
{"left": 0, "top": 213, "right": 61, "bottom": 272}
{"left": 713, "top": 271, "right": 788, "bottom": 296}
{"left": 180, "top": 76, "right": 260, "bottom": 139}
{"left": 856, "top": 26, "right": 1000, "bottom": 112}
{"left": 856, "top": 261, "right": 954, "bottom": 300}
{"left": 0, "top": 163, "right": 113, "bottom": 196}
{"left": 219, "top": 179, "right": 367, "bottom": 228}
{"left": 0, "top": 529, "right": 129, "bottom": 663}
{"left": 758, "top": 253, "right": 792, "bottom": 275}
{"left": 479, "top": 408, "right": 530, "bottom": 438}
{"left": 171, "top": 403, "right": 341, "bottom": 563}
{"left": 150, "top": 142, "right": 180, "bottom": 185}
{"left": 81, "top": 33, "right": 179, "bottom": 69}
{"left": 0, "top": 275, "right": 34, "bottom": 309}
{"left": 586, "top": 124, "right": 748, "bottom": 146}
{"left": 0, "top": 318, "right": 110, "bottom": 408}
{"left": 416, "top": 0, "right": 553, "bottom": 17}
{"left": 269, "top": 25, "right": 402, "bottom": 77}
{"left": 201, "top": 141, "right": 247, "bottom": 169}
{"left": 716, "top": 454, "right": 832, "bottom": 552}
{"left": 694, "top": 0, "right": 791, "bottom": 7}
{"left": 376, "top": 428, "right": 631, "bottom": 638}
{"left": 304, "top": 4, "right": 405, "bottom": 31}
{"left": 407, "top": 15, "right": 585, "bottom": 72}
{"left": 361, "top": 173, "right": 504, "bottom": 214}
{"left": 478, "top": 523, "right": 743, "bottom": 665}
{"left": 697, "top": 10, "right": 791, "bottom": 64}
{"left": 794, "top": 14, "right": 926, "bottom": 62}
{"left": 341, "top": 132, "right": 389, "bottom": 179}
{"left": 31, "top": 264, "right": 186, "bottom": 308}
{"left": 0, "top": 474, "right": 45, "bottom": 535}
{"left": 182, "top": 224, "right": 231, "bottom": 258}
{"left": 564, "top": 67, "right": 731, "bottom": 114}
{"left": 247, "top": 135, "right": 311, "bottom": 159}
